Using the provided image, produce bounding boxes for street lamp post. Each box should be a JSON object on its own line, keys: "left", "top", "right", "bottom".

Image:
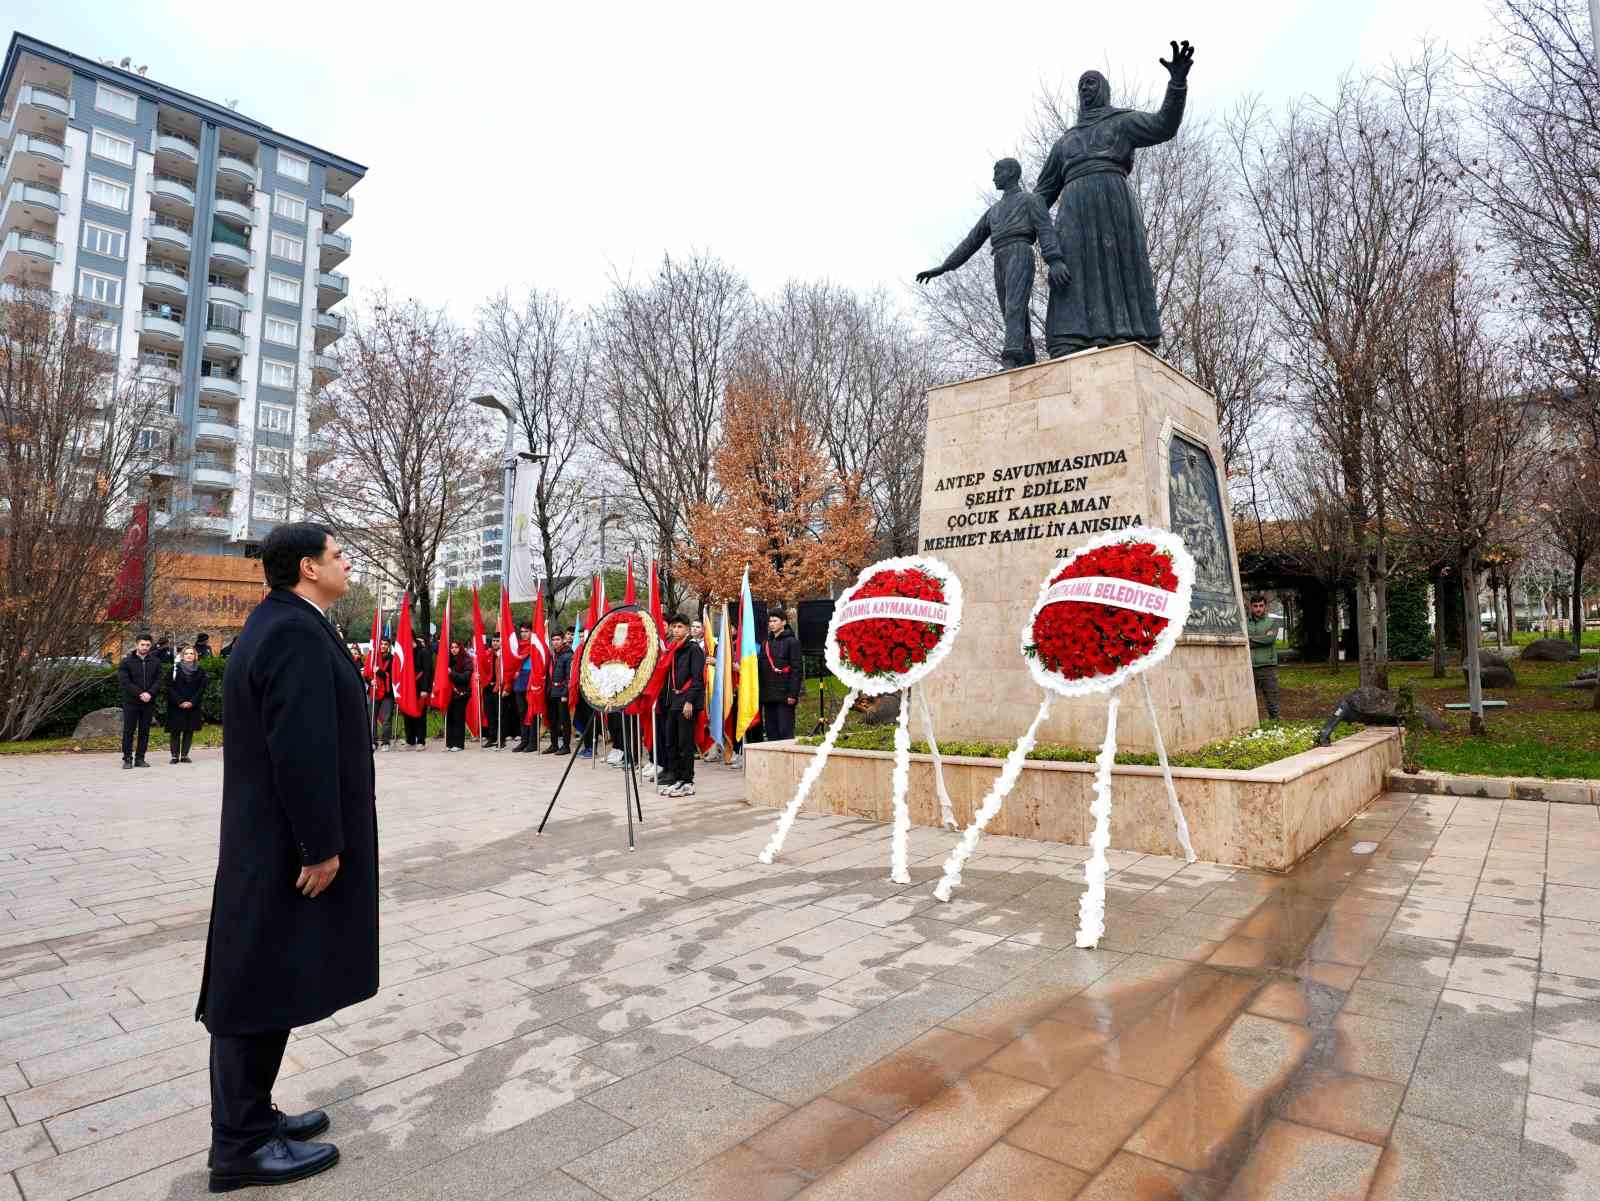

{"left": 469, "top": 394, "right": 516, "bottom": 589}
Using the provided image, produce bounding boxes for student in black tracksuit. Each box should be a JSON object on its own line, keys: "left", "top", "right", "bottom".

{"left": 545, "top": 632, "right": 573, "bottom": 753}
{"left": 445, "top": 642, "right": 472, "bottom": 750}
{"left": 657, "top": 613, "right": 706, "bottom": 796}
{"left": 116, "top": 634, "right": 163, "bottom": 768}
{"left": 758, "top": 610, "right": 804, "bottom": 742}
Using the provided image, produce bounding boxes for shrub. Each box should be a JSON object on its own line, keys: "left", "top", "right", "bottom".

{"left": 1387, "top": 575, "right": 1433, "bottom": 661}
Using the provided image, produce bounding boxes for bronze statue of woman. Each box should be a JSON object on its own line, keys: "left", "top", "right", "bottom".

{"left": 1036, "top": 40, "right": 1194, "bottom": 358}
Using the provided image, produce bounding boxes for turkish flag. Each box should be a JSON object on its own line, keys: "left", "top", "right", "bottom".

{"left": 466, "top": 587, "right": 488, "bottom": 736}
{"left": 429, "top": 593, "right": 454, "bottom": 711}
{"left": 106, "top": 502, "right": 149, "bottom": 620}
{"left": 525, "top": 592, "right": 549, "bottom": 721}
{"left": 497, "top": 586, "right": 523, "bottom": 690}
{"left": 624, "top": 559, "right": 636, "bottom": 605}
{"left": 395, "top": 593, "right": 422, "bottom": 718}
{"left": 363, "top": 606, "right": 383, "bottom": 700}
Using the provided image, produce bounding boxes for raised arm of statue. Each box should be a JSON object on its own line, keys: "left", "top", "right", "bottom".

{"left": 1124, "top": 79, "right": 1188, "bottom": 149}
{"left": 917, "top": 212, "right": 991, "bottom": 283}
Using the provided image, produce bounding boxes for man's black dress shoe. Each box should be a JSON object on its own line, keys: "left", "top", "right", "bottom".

{"left": 208, "top": 1136, "right": 338, "bottom": 1192}
{"left": 207, "top": 1109, "right": 330, "bottom": 1167}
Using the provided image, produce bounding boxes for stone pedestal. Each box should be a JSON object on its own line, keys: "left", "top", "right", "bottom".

{"left": 916, "top": 343, "right": 1256, "bottom": 752}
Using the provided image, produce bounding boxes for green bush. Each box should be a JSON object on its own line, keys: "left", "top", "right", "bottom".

{"left": 1387, "top": 575, "right": 1433, "bottom": 661}
{"left": 33, "top": 654, "right": 230, "bottom": 738}
{"left": 801, "top": 720, "right": 1359, "bottom": 772}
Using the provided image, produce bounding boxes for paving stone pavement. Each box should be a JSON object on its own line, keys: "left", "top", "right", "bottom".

{"left": 0, "top": 746, "right": 1597, "bottom": 1200}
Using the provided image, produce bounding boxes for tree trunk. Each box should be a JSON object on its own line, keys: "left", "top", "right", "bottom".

{"left": 1573, "top": 555, "right": 1586, "bottom": 649}
{"left": 1372, "top": 542, "right": 1389, "bottom": 689}
{"left": 1430, "top": 579, "right": 1446, "bottom": 679}
{"left": 1462, "top": 563, "right": 1486, "bottom": 736}
{"left": 1328, "top": 597, "right": 1341, "bottom": 668}
{"left": 417, "top": 585, "right": 433, "bottom": 650}
{"left": 1490, "top": 573, "right": 1503, "bottom": 650}
{"left": 1356, "top": 574, "right": 1378, "bottom": 687}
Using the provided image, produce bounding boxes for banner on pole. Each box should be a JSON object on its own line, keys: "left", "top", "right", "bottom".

{"left": 506, "top": 459, "right": 540, "bottom": 603}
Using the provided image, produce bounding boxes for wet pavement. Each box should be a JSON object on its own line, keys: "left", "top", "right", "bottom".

{"left": 0, "top": 749, "right": 1596, "bottom": 1199}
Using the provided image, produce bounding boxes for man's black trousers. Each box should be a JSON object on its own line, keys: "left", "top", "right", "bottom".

{"left": 761, "top": 701, "right": 797, "bottom": 742}
{"left": 121, "top": 701, "right": 153, "bottom": 761}
{"left": 210, "top": 1030, "right": 289, "bottom": 1161}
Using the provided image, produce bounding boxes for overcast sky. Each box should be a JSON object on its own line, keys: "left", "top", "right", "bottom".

{"left": 12, "top": 0, "right": 1493, "bottom": 316}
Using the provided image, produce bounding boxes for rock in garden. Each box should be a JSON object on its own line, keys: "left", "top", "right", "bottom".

{"left": 72, "top": 707, "right": 125, "bottom": 740}
{"left": 1337, "top": 686, "right": 1449, "bottom": 732}
{"left": 1464, "top": 653, "right": 1516, "bottom": 688}
{"left": 858, "top": 692, "right": 902, "bottom": 725}
{"left": 1519, "top": 638, "right": 1580, "bottom": 662}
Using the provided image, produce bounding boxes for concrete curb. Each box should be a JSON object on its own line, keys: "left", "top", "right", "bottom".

{"left": 1386, "top": 768, "right": 1597, "bottom": 804}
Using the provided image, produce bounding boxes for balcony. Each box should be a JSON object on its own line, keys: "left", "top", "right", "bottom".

{"left": 192, "top": 464, "right": 235, "bottom": 489}
{"left": 318, "top": 228, "right": 350, "bottom": 268}
{"left": 189, "top": 513, "right": 232, "bottom": 535}
{"left": 138, "top": 310, "right": 185, "bottom": 345}
{"left": 207, "top": 279, "right": 248, "bottom": 310}
{"left": 149, "top": 175, "right": 195, "bottom": 212}
{"left": 213, "top": 195, "right": 252, "bottom": 227}
{"left": 312, "top": 353, "right": 340, "bottom": 383}
{"left": 314, "top": 310, "right": 345, "bottom": 348}
{"left": 138, "top": 353, "right": 182, "bottom": 386}
{"left": 198, "top": 373, "right": 241, "bottom": 400}
{"left": 141, "top": 262, "right": 189, "bottom": 299}
{"left": 0, "top": 228, "right": 59, "bottom": 281}
{"left": 7, "top": 132, "right": 66, "bottom": 171}
{"left": 154, "top": 131, "right": 198, "bottom": 164}
{"left": 216, "top": 153, "right": 257, "bottom": 186}
{"left": 14, "top": 84, "right": 72, "bottom": 122}
{"left": 195, "top": 416, "right": 238, "bottom": 446}
{"left": 209, "top": 240, "right": 251, "bottom": 272}
{"left": 203, "top": 322, "right": 245, "bottom": 356}
{"left": 321, "top": 190, "right": 352, "bottom": 230}
{"left": 147, "top": 216, "right": 192, "bottom": 252}
{"left": 316, "top": 270, "right": 348, "bottom": 309}
{"left": 0, "top": 181, "right": 61, "bottom": 234}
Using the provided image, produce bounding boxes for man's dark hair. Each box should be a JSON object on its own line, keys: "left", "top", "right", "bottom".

{"left": 667, "top": 612, "right": 689, "bottom": 626}
{"left": 135, "top": 631, "right": 153, "bottom": 643}
{"left": 1249, "top": 593, "right": 1267, "bottom": 605}
{"left": 261, "top": 523, "right": 333, "bottom": 590}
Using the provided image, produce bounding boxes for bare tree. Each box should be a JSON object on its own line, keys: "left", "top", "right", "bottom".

{"left": 1382, "top": 240, "right": 1542, "bottom": 731}
{"left": 299, "top": 292, "right": 488, "bottom": 639}
{"left": 476, "top": 288, "right": 594, "bottom": 613}
{"left": 1275, "top": 450, "right": 1364, "bottom": 667}
{"left": 589, "top": 252, "right": 749, "bottom": 609}
{"left": 1228, "top": 51, "right": 1455, "bottom": 689}
{"left": 1542, "top": 450, "right": 1600, "bottom": 652}
{"left": 0, "top": 287, "right": 168, "bottom": 739}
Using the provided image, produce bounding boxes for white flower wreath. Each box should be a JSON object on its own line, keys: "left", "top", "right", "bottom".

{"left": 825, "top": 554, "right": 965, "bottom": 697}
{"left": 1021, "top": 526, "right": 1196, "bottom": 699}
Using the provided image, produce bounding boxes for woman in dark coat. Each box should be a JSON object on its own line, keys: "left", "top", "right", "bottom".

{"left": 1034, "top": 45, "right": 1192, "bottom": 358}
{"left": 402, "top": 636, "right": 431, "bottom": 750}
{"left": 445, "top": 641, "right": 472, "bottom": 750}
{"left": 164, "top": 645, "right": 207, "bottom": 763}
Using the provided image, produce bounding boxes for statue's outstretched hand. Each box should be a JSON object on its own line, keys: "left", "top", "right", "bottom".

{"left": 1048, "top": 261, "right": 1071, "bottom": 290}
{"left": 1160, "top": 40, "right": 1194, "bottom": 81}
{"left": 915, "top": 268, "right": 944, "bottom": 285}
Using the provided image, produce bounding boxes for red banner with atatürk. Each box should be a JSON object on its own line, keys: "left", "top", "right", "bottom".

{"left": 105, "top": 502, "right": 149, "bottom": 620}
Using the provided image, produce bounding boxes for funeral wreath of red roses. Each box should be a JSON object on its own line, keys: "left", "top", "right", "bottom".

{"left": 580, "top": 609, "right": 660, "bottom": 710}
{"left": 826, "top": 555, "right": 964, "bottom": 696}
{"left": 1021, "top": 527, "right": 1196, "bottom": 698}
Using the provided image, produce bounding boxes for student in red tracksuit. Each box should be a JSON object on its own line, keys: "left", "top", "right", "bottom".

{"left": 656, "top": 613, "right": 706, "bottom": 798}
{"left": 371, "top": 638, "right": 394, "bottom": 750}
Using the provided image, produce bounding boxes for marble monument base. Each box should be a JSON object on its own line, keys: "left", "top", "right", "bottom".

{"left": 915, "top": 343, "right": 1257, "bottom": 752}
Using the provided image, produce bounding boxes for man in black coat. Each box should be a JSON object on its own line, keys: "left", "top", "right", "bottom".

{"left": 657, "top": 613, "right": 706, "bottom": 797}
{"left": 545, "top": 631, "right": 573, "bottom": 753}
{"left": 116, "top": 633, "right": 163, "bottom": 768}
{"left": 757, "top": 610, "right": 803, "bottom": 742}
{"left": 195, "top": 522, "right": 376, "bottom": 1191}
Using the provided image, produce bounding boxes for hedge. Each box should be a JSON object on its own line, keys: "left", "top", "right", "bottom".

{"left": 34, "top": 655, "right": 228, "bottom": 738}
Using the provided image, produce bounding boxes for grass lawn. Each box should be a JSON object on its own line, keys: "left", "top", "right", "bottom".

{"left": 1508, "top": 629, "right": 1598, "bottom": 648}
{"left": 0, "top": 725, "right": 227, "bottom": 757}
{"left": 1276, "top": 659, "right": 1598, "bottom": 780}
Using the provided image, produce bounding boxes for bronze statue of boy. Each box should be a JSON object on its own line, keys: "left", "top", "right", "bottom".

{"left": 917, "top": 158, "right": 1070, "bottom": 369}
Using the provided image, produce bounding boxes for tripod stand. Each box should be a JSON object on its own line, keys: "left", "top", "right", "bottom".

{"left": 537, "top": 704, "right": 646, "bottom": 850}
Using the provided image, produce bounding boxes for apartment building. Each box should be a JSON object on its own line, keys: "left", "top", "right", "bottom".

{"left": 0, "top": 33, "right": 363, "bottom": 553}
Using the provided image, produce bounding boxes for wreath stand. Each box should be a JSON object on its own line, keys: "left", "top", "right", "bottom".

{"left": 537, "top": 703, "right": 647, "bottom": 850}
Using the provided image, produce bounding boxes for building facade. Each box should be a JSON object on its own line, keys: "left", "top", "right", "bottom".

{"left": 0, "top": 33, "right": 363, "bottom": 563}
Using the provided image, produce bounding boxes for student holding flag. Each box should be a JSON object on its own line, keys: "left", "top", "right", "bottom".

{"left": 468, "top": 587, "right": 490, "bottom": 745}
{"left": 394, "top": 593, "right": 428, "bottom": 751}
{"left": 736, "top": 568, "right": 761, "bottom": 746}
{"left": 657, "top": 612, "right": 706, "bottom": 797}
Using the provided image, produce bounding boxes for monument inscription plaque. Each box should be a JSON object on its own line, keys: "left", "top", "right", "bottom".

{"left": 915, "top": 343, "right": 1257, "bottom": 753}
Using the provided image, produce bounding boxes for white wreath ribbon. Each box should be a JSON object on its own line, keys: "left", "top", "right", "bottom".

{"left": 916, "top": 686, "right": 957, "bottom": 830}
{"left": 932, "top": 693, "right": 1055, "bottom": 902}
{"left": 1075, "top": 694, "right": 1121, "bottom": 948}
{"left": 889, "top": 690, "right": 912, "bottom": 884}
{"left": 758, "top": 687, "right": 859, "bottom": 864}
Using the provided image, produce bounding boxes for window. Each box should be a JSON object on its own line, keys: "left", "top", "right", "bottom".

{"left": 253, "top": 490, "right": 288, "bottom": 519}
{"left": 272, "top": 192, "right": 306, "bottom": 222}
{"left": 208, "top": 302, "right": 243, "bottom": 333}
{"left": 277, "top": 151, "right": 309, "bottom": 183}
{"left": 95, "top": 84, "right": 138, "bottom": 120}
{"left": 84, "top": 320, "right": 118, "bottom": 352}
{"left": 267, "top": 274, "right": 302, "bottom": 304}
{"left": 269, "top": 232, "right": 303, "bottom": 263}
{"left": 256, "top": 446, "right": 291, "bottom": 476}
{"left": 135, "top": 428, "right": 166, "bottom": 453}
{"left": 258, "top": 403, "right": 293, "bottom": 433}
{"left": 86, "top": 175, "right": 130, "bottom": 212}
{"left": 260, "top": 359, "right": 296, "bottom": 389}
{"left": 90, "top": 129, "right": 135, "bottom": 166}
{"left": 77, "top": 269, "right": 122, "bottom": 306}
{"left": 81, "top": 222, "right": 126, "bottom": 259}
{"left": 264, "top": 317, "right": 299, "bottom": 347}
